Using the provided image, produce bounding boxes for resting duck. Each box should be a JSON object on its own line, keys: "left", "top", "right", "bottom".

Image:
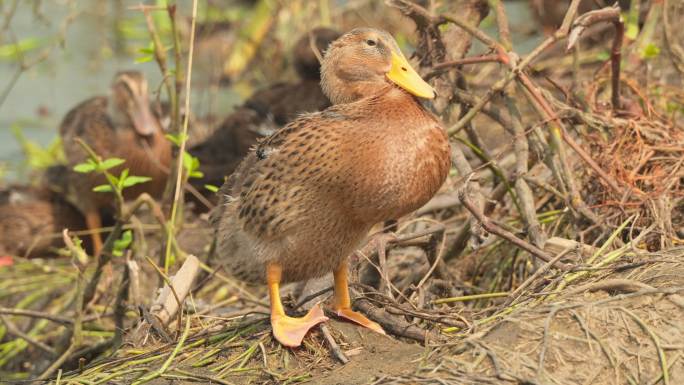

{"left": 213, "top": 28, "right": 451, "bottom": 347}
{"left": 190, "top": 28, "right": 340, "bottom": 195}
{"left": 0, "top": 166, "right": 85, "bottom": 258}
{"left": 60, "top": 71, "right": 171, "bottom": 255}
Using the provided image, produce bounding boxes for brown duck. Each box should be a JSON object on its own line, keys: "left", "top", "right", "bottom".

{"left": 0, "top": 166, "right": 85, "bottom": 258}
{"left": 60, "top": 71, "right": 171, "bottom": 255}
{"left": 213, "top": 28, "right": 451, "bottom": 347}
{"left": 190, "top": 28, "right": 340, "bottom": 195}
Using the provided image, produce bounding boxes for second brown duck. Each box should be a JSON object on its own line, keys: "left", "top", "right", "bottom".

{"left": 60, "top": 71, "right": 171, "bottom": 255}
{"left": 0, "top": 165, "right": 86, "bottom": 258}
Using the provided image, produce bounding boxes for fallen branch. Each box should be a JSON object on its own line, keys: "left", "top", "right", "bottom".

{"left": 458, "top": 184, "right": 571, "bottom": 270}
{"left": 0, "top": 308, "right": 73, "bottom": 325}
{"left": 129, "top": 254, "right": 200, "bottom": 345}
{"left": 150, "top": 254, "right": 201, "bottom": 327}
{"left": 320, "top": 324, "right": 349, "bottom": 364}
{"left": 354, "top": 298, "right": 440, "bottom": 343}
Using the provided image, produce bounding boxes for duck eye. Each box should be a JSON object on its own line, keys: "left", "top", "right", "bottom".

{"left": 366, "top": 39, "right": 376, "bottom": 46}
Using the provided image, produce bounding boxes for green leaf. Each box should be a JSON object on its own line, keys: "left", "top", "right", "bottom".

{"left": 121, "top": 175, "right": 152, "bottom": 188}
{"left": 73, "top": 161, "right": 97, "bottom": 173}
{"left": 183, "top": 151, "right": 204, "bottom": 179}
{"left": 182, "top": 151, "right": 194, "bottom": 171}
{"left": 138, "top": 44, "right": 155, "bottom": 55}
{"left": 0, "top": 37, "right": 45, "bottom": 61}
{"left": 112, "top": 230, "right": 133, "bottom": 257}
{"left": 117, "top": 168, "right": 129, "bottom": 190}
{"left": 204, "top": 184, "right": 219, "bottom": 193}
{"left": 625, "top": 23, "right": 639, "bottom": 40}
{"left": 68, "top": 235, "right": 89, "bottom": 265}
{"left": 596, "top": 51, "right": 610, "bottom": 61}
{"left": 624, "top": 4, "right": 640, "bottom": 40}
{"left": 12, "top": 125, "right": 64, "bottom": 169}
{"left": 641, "top": 43, "right": 660, "bottom": 60}
{"left": 120, "top": 168, "right": 129, "bottom": 181}
{"left": 135, "top": 55, "right": 154, "bottom": 64}
{"left": 100, "top": 158, "right": 125, "bottom": 171}
{"left": 105, "top": 173, "right": 119, "bottom": 188}
{"left": 93, "top": 184, "right": 113, "bottom": 193}
{"left": 165, "top": 133, "right": 188, "bottom": 147}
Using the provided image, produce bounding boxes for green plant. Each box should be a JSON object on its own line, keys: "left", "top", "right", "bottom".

{"left": 11, "top": 124, "right": 65, "bottom": 170}
{"left": 165, "top": 133, "right": 203, "bottom": 180}
{"left": 204, "top": 184, "right": 219, "bottom": 193}
{"left": 73, "top": 157, "right": 151, "bottom": 195}
{"left": 112, "top": 230, "right": 134, "bottom": 257}
{"left": 0, "top": 37, "right": 45, "bottom": 61}
{"left": 72, "top": 140, "right": 151, "bottom": 215}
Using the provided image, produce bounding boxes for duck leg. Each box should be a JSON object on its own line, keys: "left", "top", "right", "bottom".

{"left": 267, "top": 262, "right": 328, "bottom": 347}
{"left": 84, "top": 208, "right": 103, "bottom": 256}
{"left": 332, "top": 259, "right": 385, "bottom": 335}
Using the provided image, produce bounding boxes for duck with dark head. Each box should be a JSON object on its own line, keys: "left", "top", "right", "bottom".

{"left": 60, "top": 71, "right": 171, "bottom": 255}
{"left": 244, "top": 27, "right": 342, "bottom": 126}
{"left": 189, "top": 28, "right": 341, "bottom": 199}
{"left": 213, "top": 28, "right": 450, "bottom": 347}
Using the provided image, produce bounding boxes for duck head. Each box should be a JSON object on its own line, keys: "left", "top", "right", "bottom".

{"left": 320, "top": 28, "right": 435, "bottom": 105}
{"left": 108, "top": 71, "right": 160, "bottom": 137}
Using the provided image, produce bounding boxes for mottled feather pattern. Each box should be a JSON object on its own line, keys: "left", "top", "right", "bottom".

{"left": 0, "top": 186, "right": 85, "bottom": 257}
{"left": 60, "top": 96, "right": 171, "bottom": 210}
{"left": 214, "top": 87, "right": 450, "bottom": 284}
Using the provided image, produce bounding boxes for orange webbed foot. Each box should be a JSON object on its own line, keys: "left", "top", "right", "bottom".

{"left": 271, "top": 303, "right": 329, "bottom": 347}
{"left": 334, "top": 307, "right": 385, "bottom": 335}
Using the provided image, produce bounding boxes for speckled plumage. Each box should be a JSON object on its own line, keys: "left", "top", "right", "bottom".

{"left": 214, "top": 84, "right": 450, "bottom": 284}
{"left": 0, "top": 166, "right": 85, "bottom": 257}
{"left": 60, "top": 72, "right": 171, "bottom": 211}
{"left": 60, "top": 71, "right": 171, "bottom": 253}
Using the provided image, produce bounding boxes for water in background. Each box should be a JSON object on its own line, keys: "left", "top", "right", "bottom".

{"left": 0, "top": 0, "right": 541, "bottom": 181}
{"left": 0, "top": 1, "right": 241, "bottom": 181}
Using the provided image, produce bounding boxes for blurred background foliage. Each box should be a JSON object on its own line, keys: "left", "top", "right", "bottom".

{"left": 0, "top": 0, "right": 427, "bottom": 180}
{"left": 0, "top": 0, "right": 568, "bottom": 183}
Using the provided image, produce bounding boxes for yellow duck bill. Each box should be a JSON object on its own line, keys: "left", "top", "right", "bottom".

{"left": 386, "top": 51, "right": 436, "bottom": 99}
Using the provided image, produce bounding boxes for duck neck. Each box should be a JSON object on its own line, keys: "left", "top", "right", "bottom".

{"left": 374, "top": 86, "right": 426, "bottom": 116}
{"left": 106, "top": 96, "right": 130, "bottom": 129}
{"left": 321, "top": 68, "right": 395, "bottom": 104}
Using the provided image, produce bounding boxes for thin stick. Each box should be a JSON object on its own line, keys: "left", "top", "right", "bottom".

{"left": 164, "top": 0, "right": 198, "bottom": 270}
{"left": 491, "top": 0, "right": 511, "bottom": 50}
{"left": 0, "top": 308, "right": 73, "bottom": 325}
{"left": 430, "top": 54, "right": 500, "bottom": 70}
{"left": 432, "top": 292, "right": 509, "bottom": 305}
{"left": 566, "top": 5, "right": 623, "bottom": 111}
{"left": 138, "top": 3, "right": 175, "bottom": 119}
{"left": 0, "top": 315, "right": 56, "bottom": 356}
{"left": 458, "top": 186, "right": 571, "bottom": 270}
{"left": 320, "top": 324, "right": 349, "bottom": 364}
{"left": 506, "top": 247, "right": 574, "bottom": 306}
{"left": 507, "top": 94, "right": 546, "bottom": 249}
